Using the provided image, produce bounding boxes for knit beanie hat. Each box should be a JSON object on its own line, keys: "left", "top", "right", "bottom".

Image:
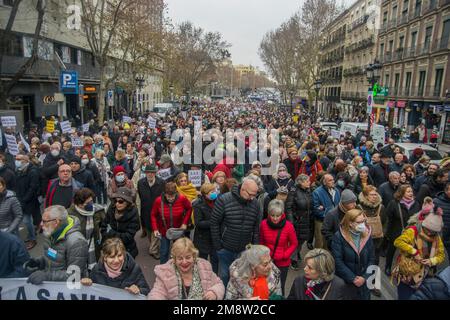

{"left": 113, "top": 165, "right": 125, "bottom": 176}
{"left": 422, "top": 211, "right": 444, "bottom": 233}
{"left": 287, "top": 147, "right": 298, "bottom": 155}
{"left": 340, "top": 189, "right": 357, "bottom": 205}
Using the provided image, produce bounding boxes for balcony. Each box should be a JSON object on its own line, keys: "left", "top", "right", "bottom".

{"left": 417, "top": 42, "right": 432, "bottom": 55}
{"left": 409, "top": 8, "right": 421, "bottom": 20}
{"left": 345, "top": 36, "right": 375, "bottom": 54}
{"left": 349, "top": 15, "right": 369, "bottom": 31}
{"left": 431, "top": 37, "right": 450, "bottom": 52}
{"left": 441, "top": 0, "right": 450, "bottom": 7}
{"left": 393, "top": 48, "right": 405, "bottom": 61}
{"left": 343, "top": 66, "right": 366, "bottom": 77}
{"left": 380, "top": 23, "right": 388, "bottom": 34}
{"left": 388, "top": 18, "right": 397, "bottom": 31}
{"left": 403, "top": 46, "right": 417, "bottom": 59}
{"left": 384, "top": 52, "right": 393, "bottom": 63}
{"left": 423, "top": 1, "right": 437, "bottom": 14}
{"left": 398, "top": 13, "right": 409, "bottom": 26}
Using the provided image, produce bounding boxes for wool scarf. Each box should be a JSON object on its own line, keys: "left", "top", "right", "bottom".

{"left": 400, "top": 198, "right": 415, "bottom": 210}
{"left": 104, "top": 260, "right": 124, "bottom": 279}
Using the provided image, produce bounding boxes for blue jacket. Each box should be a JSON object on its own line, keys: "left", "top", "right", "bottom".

{"left": 312, "top": 186, "right": 340, "bottom": 220}
{"left": 356, "top": 148, "right": 371, "bottom": 166}
{"left": 410, "top": 266, "right": 450, "bottom": 300}
{"left": 0, "top": 231, "right": 30, "bottom": 278}
{"left": 331, "top": 227, "right": 375, "bottom": 300}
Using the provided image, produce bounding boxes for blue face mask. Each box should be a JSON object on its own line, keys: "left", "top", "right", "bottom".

{"left": 337, "top": 180, "right": 345, "bottom": 188}
{"left": 15, "top": 160, "right": 23, "bottom": 169}
{"left": 209, "top": 192, "right": 218, "bottom": 201}
{"left": 116, "top": 175, "right": 125, "bottom": 183}
{"left": 84, "top": 201, "right": 94, "bottom": 212}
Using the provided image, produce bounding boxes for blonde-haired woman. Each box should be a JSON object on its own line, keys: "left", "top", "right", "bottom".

{"left": 288, "top": 249, "right": 349, "bottom": 300}
{"left": 331, "top": 209, "right": 375, "bottom": 300}
{"left": 175, "top": 173, "right": 199, "bottom": 202}
{"left": 81, "top": 238, "right": 149, "bottom": 295}
{"left": 148, "top": 238, "right": 225, "bottom": 300}
{"left": 212, "top": 171, "right": 227, "bottom": 195}
{"left": 226, "top": 245, "right": 282, "bottom": 300}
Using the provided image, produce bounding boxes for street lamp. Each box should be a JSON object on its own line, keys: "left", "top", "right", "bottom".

{"left": 314, "top": 79, "right": 323, "bottom": 117}
{"left": 366, "top": 61, "right": 382, "bottom": 137}
{"left": 135, "top": 75, "right": 145, "bottom": 115}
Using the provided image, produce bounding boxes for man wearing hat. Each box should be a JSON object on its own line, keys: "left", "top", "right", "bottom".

{"left": 70, "top": 156, "right": 95, "bottom": 191}
{"left": 322, "top": 189, "right": 358, "bottom": 249}
{"left": 371, "top": 152, "right": 393, "bottom": 187}
{"left": 137, "top": 164, "right": 165, "bottom": 259}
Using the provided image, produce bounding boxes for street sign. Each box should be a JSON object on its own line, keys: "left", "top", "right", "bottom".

{"left": 107, "top": 90, "right": 114, "bottom": 107}
{"left": 60, "top": 71, "right": 78, "bottom": 94}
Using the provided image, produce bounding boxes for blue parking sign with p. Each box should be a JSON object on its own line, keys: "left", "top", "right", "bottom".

{"left": 60, "top": 71, "right": 78, "bottom": 94}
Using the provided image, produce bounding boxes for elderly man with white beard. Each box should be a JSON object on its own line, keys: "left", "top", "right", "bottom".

{"left": 24, "top": 205, "right": 88, "bottom": 285}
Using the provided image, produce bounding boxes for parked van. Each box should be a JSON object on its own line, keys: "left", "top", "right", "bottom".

{"left": 339, "top": 122, "right": 385, "bottom": 146}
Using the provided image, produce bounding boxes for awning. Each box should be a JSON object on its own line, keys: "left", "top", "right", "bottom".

{"left": 387, "top": 101, "right": 395, "bottom": 108}
{"left": 396, "top": 101, "right": 407, "bottom": 108}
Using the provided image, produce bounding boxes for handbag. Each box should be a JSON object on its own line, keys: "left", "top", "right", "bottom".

{"left": 366, "top": 207, "right": 383, "bottom": 239}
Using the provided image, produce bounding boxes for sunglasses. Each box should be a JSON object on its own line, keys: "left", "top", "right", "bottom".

{"left": 115, "top": 199, "right": 125, "bottom": 204}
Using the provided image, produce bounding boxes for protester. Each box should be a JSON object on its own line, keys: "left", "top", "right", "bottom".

{"left": 288, "top": 249, "right": 349, "bottom": 300}
{"left": 433, "top": 182, "right": 450, "bottom": 256}
{"left": 331, "top": 208, "right": 375, "bottom": 300}
{"left": 409, "top": 266, "right": 450, "bottom": 300}
{"left": 81, "top": 238, "right": 149, "bottom": 295}
{"left": 44, "top": 164, "right": 82, "bottom": 208}
{"left": 226, "top": 244, "right": 282, "bottom": 300}
{"left": 24, "top": 205, "right": 88, "bottom": 284}
{"left": 260, "top": 199, "right": 298, "bottom": 295}
{"left": 101, "top": 187, "right": 140, "bottom": 258}
{"left": 0, "top": 153, "right": 16, "bottom": 190}
{"left": 0, "top": 231, "right": 30, "bottom": 278}
{"left": 175, "top": 172, "right": 198, "bottom": 202}
{"left": 350, "top": 166, "right": 374, "bottom": 196}
{"left": 107, "top": 165, "right": 136, "bottom": 200}
{"left": 149, "top": 238, "right": 224, "bottom": 300}
{"left": 0, "top": 176, "right": 23, "bottom": 235}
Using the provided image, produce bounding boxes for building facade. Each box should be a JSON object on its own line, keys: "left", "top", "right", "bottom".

{"left": 377, "top": 0, "right": 450, "bottom": 142}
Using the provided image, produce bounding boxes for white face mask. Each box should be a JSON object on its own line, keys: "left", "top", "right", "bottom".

{"left": 81, "top": 159, "right": 89, "bottom": 166}
{"left": 355, "top": 223, "right": 366, "bottom": 233}
{"left": 51, "top": 150, "right": 60, "bottom": 157}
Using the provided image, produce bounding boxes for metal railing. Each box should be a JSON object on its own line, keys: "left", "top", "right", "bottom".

{"left": 398, "top": 13, "right": 409, "bottom": 26}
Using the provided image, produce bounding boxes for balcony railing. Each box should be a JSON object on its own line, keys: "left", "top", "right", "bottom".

{"left": 409, "top": 8, "right": 421, "bottom": 20}
{"left": 418, "top": 41, "right": 432, "bottom": 55}
{"left": 398, "top": 13, "right": 409, "bottom": 26}
{"left": 388, "top": 18, "right": 397, "bottom": 30}
{"left": 423, "top": 1, "right": 437, "bottom": 14}
{"left": 380, "top": 23, "right": 388, "bottom": 33}
{"left": 403, "top": 46, "right": 417, "bottom": 58}
{"left": 349, "top": 15, "right": 369, "bottom": 31}
{"left": 431, "top": 37, "right": 450, "bottom": 52}
{"left": 441, "top": 0, "right": 450, "bottom": 7}
{"left": 406, "top": 86, "right": 443, "bottom": 98}
{"left": 393, "top": 48, "right": 405, "bottom": 61}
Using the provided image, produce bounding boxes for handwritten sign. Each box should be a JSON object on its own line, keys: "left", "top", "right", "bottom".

{"left": 188, "top": 170, "right": 202, "bottom": 187}
{"left": 1, "top": 116, "right": 16, "bottom": 127}
{"left": 82, "top": 123, "right": 90, "bottom": 132}
{"left": 72, "top": 137, "right": 84, "bottom": 147}
{"left": 5, "top": 134, "right": 19, "bottom": 156}
{"left": 147, "top": 116, "right": 157, "bottom": 129}
{"left": 60, "top": 121, "right": 72, "bottom": 134}
{"left": 122, "top": 116, "right": 132, "bottom": 123}
{"left": 157, "top": 168, "right": 172, "bottom": 181}
{"left": 46, "top": 120, "right": 55, "bottom": 133}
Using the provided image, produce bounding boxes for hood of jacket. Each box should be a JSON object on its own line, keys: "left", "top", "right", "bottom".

{"left": 358, "top": 192, "right": 382, "bottom": 209}
{"left": 111, "top": 205, "right": 137, "bottom": 223}
{"left": 52, "top": 215, "right": 82, "bottom": 242}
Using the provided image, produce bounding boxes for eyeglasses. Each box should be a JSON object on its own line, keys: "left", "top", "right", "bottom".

{"left": 243, "top": 189, "right": 257, "bottom": 199}
{"left": 115, "top": 199, "right": 125, "bottom": 204}
{"left": 42, "top": 219, "right": 56, "bottom": 224}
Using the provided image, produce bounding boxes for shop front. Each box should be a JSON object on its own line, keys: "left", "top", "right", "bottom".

{"left": 442, "top": 105, "right": 450, "bottom": 144}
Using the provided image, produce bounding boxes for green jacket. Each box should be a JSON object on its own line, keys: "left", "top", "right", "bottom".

{"left": 232, "top": 164, "right": 245, "bottom": 183}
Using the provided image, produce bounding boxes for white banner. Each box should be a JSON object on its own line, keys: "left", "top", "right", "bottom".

{"left": 60, "top": 121, "right": 72, "bottom": 134}
{"left": 331, "top": 129, "right": 341, "bottom": 139}
{"left": 188, "top": 170, "right": 202, "bottom": 187}
{"left": 147, "top": 116, "right": 157, "bottom": 129}
{"left": 157, "top": 168, "right": 172, "bottom": 181}
{"left": 122, "top": 116, "right": 132, "bottom": 124}
{"left": 1, "top": 116, "right": 17, "bottom": 127}
{"left": 72, "top": 137, "right": 84, "bottom": 147}
{"left": 20, "top": 133, "right": 30, "bottom": 152}
{"left": 4, "top": 134, "right": 19, "bottom": 156}
{"left": 82, "top": 123, "right": 90, "bottom": 132}
{"left": 0, "top": 278, "right": 146, "bottom": 300}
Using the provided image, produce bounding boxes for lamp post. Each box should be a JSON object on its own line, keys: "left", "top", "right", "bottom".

{"left": 314, "top": 79, "right": 323, "bottom": 117}
{"left": 366, "top": 61, "right": 382, "bottom": 137}
{"left": 135, "top": 75, "right": 145, "bottom": 115}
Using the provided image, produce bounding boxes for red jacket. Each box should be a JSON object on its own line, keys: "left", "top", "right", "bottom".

{"left": 151, "top": 194, "right": 192, "bottom": 237}
{"left": 212, "top": 157, "right": 234, "bottom": 179}
{"left": 259, "top": 214, "right": 298, "bottom": 267}
{"left": 299, "top": 160, "right": 323, "bottom": 184}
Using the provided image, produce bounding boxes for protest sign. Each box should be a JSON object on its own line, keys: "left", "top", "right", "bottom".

{"left": 147, "top": 116, "right": 157, "bottom": 129}
{"left": 122, "top": 116, "right": 132, "bottom": 123}
{"left": 4, "top": 134, "right": 19, "bottom": 155}
{"left": 0, "top": 278, "right": 146, "bottom": 300}
{"left": 157, "top": 168, "right": 172, "bottom": 181}
{"left": 46, "top": 120, "right": 55, "bottom": 133}
{"left": 331, "top": 129, "right": 341, "bottom": 139}
{"left": 72, "top": 137, "right": 84, "bottom": 147}
{"left": 188, "top": 170, "right": 202, "bottom": 187}
{"left": 82, "top": 123, "right": 90, "bottom": 132}
{"left": 60, "top": 121, "right": 72, "bottom": 134}
{"left": 1, "top": 116, "right": 16, "bottom": 127}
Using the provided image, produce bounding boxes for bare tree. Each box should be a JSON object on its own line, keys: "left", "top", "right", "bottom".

{"left": 0, "top": 0, "right": 46, "bottom": 109}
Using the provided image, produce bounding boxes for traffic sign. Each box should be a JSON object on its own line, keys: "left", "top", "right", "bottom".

{"left": 107, "top": 90, "right": 114, "bottom": 107}
{"left": 60, "top": 71, "right": 78, "bottom": 94}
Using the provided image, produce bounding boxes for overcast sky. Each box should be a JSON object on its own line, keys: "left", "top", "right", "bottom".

{"left": 165, "top": 0, "right": 354, "bottom": 72}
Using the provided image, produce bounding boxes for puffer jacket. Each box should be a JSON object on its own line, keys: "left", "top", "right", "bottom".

{"left": 73, "top": 167, "right": 95, "bottom": 190}
{"left": 416, "top": 178, "right": 445, "bottom": 206}
{"left": 101, "top": 205, "right": 140, "bottom": 258}
{"left": 331, "top": 226, "right": 375, "bottom": 300}
{"left": 151, "top": 193, "right": 192, "bottom": 237}
{"left": 0, "top": 190, "right": 23, "bottom": 233}
{"left": 90, "top": 252, "right": 150, "bottom": 295}
{"left": 433, "top": 192, "right": 450, "bottom": 248}
{"left": 259, "top": 214, "right": 298, "bottom": 267}
{"left": 40, "top": 215, "right": 88, "bottom": 281}
{"left": 410, "top": 266, "right": 450, "bottom": 300}
{"left": 210, "top": 185, "right": 261, "bottom": 253}
{"left": 385, "top": 199, "right": 421, "bottom": 241}
{"left": 148, "top": 258, "right": 225, "bottom": 300}
{"left": 285, "top": 186, "right": 312, "bottom": 241}
{"left": 192, "top": 196, "right": 215, "bottom": 254}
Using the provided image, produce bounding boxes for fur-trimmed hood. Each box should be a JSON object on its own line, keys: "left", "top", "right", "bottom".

{"left": 358, "top": 192, "right": 382, "bottom": 209}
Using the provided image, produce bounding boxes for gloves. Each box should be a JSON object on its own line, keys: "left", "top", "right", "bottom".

{"left": 24, "top": 257, "right": 46, "bottom": 274}
{"left": 27, "top": 271, "right": 47, "bottom": 285}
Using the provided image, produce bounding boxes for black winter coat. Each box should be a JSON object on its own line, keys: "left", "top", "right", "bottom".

{"left": 385, "top": 199, "right": 421, "bottom": 241}
{"left": 73, "top": 167, "right": 95, "bottom": 190}
{"left": 331, "top": 228, "right": 376, "bottom": 300}
{"left": 210, "top": 185, "right": 261, "bottom": 253}
{"left": 14, "top": 164, "right": 40, "bottom": 216}
{"left": 371, "top": 163, "right": 392, "bottom": 187}
{"left": 321, "top": 205, "right": 346, "bottom": 249}
{"left": 349, "top": 175, "right": 375, "bottom": 196}
{"left": 378, "top": 181, "right": 398, "bottom": 209}
{"left": 137, "top": 177, "right": 165, "bottom": 231}
{"left": 433, "top": 192, "right": 450, "bottom": 248}
{"left": 265, "top": 177, "right": 295, "bottom": 198}
{"left": 192, "top": 196, "right": 215, "bottom": 253}
{"left": 286, "top": 186, "right": 312, "bottom": 241}
{"left": 410, "top": 267, "right": 450, "bottom": 300}
{"left": 89, "top": 252, "right": 150, "bottom": 295}
{"left": 416, "top": 178, "right": 445, "bottom": 206}
{"left": 287, "top": 275, "right": 349, "bottom": 300}
{"left": 100, "top": 205, "right": 140, "bottom": 258}
{"left": 41, "top": 153, "right": 64, "bottom": 195}
{"left": 0, "top": 166, "right": 16, "bottom": 190}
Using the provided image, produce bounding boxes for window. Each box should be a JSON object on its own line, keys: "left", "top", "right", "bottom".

{"left": 392, "top": 5, "right": 398, "bottom": 20}
{"left": 418, "top": 70, "right": 426, "bottom": 95}
{"left": 399, "top": 35, "right": 405, "bottom": 48}
{"left": 405, "top": 72, "right": 412, "bottom": 94}
{"left": 1, "top": 32, "right": 22, "bottom": 56}
{"left": 415, "top": 0, "right": 422, "bottom": 15}
{"left": 3, "top": 0, "right": 14, "bottom": 6}
{"left": 434, "top": 68, "right": 443, "bottom": 96}
{"left": 23, "top": 37, "right": 53, "bottom": 60}
{"left": 442, "top": 19, "right": 450, "bottom": 49}
{"left": 424, "top": 26, "right": 433, "bottom": 49}
{"left": 394, "top": 73, "right": 400, "bottom": 94}
{"left": 380, "top": 43, "right": 385, "bottom": 55}
{"left": 410, "top": 31, "right": 417, "bottom": 48}
{"left": 385, "top": 74, "right": 390, "bottom": 87}
{"left": 383, "top": 11, "right": 388, "bottom": 25}
{"left": 402, "top": 0, "right": 409, "bottom": 15}
{"left": 389, "top": 39, "right": 394, "bottom": 52}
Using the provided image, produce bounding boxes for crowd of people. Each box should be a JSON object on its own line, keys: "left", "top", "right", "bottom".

{"left": 0, "top": 101, "right": 449, "bottom": 300}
